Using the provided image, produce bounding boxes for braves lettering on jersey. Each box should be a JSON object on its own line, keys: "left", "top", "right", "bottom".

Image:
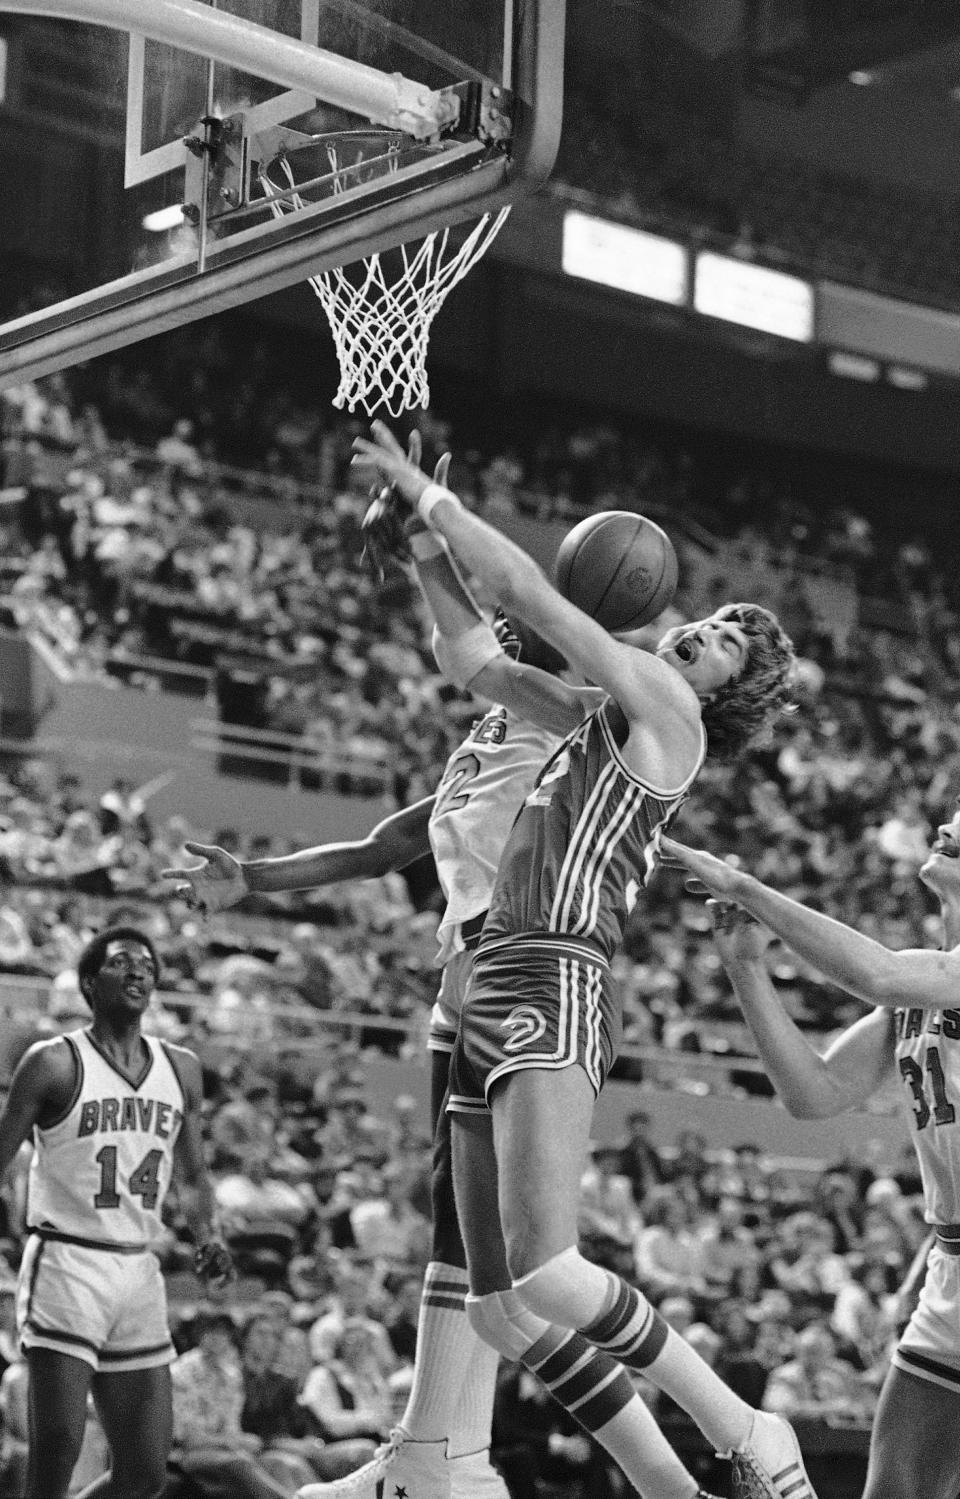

{"left": 481, "top": 703, "right": 705, "bottom": 963}
{"left": 27, "top": 1028, "right": 185, "bottom": 1248}
{"left": 893, "top": 1006, "right": 960, "bottom": 1224}
{"left": 429, "top": 705, "right": 563, "bottom": 965}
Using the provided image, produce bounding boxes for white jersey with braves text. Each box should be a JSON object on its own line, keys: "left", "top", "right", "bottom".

{"left": 893, "top": 1005, "right": 960, "bottom": 1224}
{"left": 429, "top": 704, "right": 563, "bottom": 966}
{"left": 27, "top": 1028, "right": 185, "bottom": 1248}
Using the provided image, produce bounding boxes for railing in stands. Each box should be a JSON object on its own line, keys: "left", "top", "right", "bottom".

{"left": 0, "top": 977, "right": 897, "bottom": 1110}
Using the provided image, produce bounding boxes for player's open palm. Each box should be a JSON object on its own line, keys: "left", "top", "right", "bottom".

{"left": 161, "top": 841, "right": 247, "bottom": 914}
{"left": 708, "top": 899, "right": 774, "bottom": 965}
{"left": 659, "top": 837, "right": 742, "bottom": 899}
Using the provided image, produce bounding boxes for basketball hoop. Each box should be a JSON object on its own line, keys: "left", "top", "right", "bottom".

{"left": 258, "top": 131, "right": 509, "bottom": 416}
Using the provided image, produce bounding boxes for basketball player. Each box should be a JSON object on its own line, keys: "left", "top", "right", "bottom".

{"left": 0, "top": 924, "right": 232, "bottom": 1499}
{"left": 662, "top": 815, "right": 960, "bottom": 1499}
{"left": 346, "top": 422, "right": 814, "bottom": 1499}
{"left": 164, "top": 490, "right": 751, "bottom": 1499}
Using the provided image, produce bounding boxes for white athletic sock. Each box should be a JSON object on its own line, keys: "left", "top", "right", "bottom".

{"left": 447, "top": 1335, "right": 501, "bottom": 1459}
{"left": 644, "top": 1326, "right": 752, "bottom": 1454}
{"left": 400, "top": 1262, "right": 477, "bottom": 1443}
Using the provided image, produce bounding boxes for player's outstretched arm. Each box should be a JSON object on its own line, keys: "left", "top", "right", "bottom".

{"left": 664, "top": 836, "right": 960, "bottom": 1011}
{"left": 162, "top": 798, "right": 435, "bottom": 912}
{"left": 353, "top": 424, "right": 701, "bottom": 764}
{"left": 708, "top": 900, "right": 894, "bottom": 1117}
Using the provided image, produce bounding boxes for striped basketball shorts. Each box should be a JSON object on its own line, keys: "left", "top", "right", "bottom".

{"left": 17, "top": 1232, "right": 175, "bottom": 1372}
{"left": 894, "top": 1242, "right": 960, "bottom": 1390}
{"left": 446, "top": 934, "right": 621, "bottom": 1114}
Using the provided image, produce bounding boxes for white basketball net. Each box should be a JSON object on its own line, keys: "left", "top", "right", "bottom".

{"left": 260, "top": 150, "right": 509, "bottom": 417}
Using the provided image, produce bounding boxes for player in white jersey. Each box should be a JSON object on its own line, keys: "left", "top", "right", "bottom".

{"left": 663, "top": 804, "right": 960, "bottom": 1499}
{"left": 0, "top": 924, "right": 232, "bottom": 1499}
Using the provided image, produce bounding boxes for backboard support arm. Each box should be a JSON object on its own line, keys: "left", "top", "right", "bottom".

{"left": 0, "top": 0, "right": 456, "bottom": 137}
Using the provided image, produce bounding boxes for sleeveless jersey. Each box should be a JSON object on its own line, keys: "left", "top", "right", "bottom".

{"left": 27, "top": 1028, "right": 185, "bottom": 1248}
{"left": 481, "top": 702, "right": 706, "bottom": 963}
{"left": 893, "top": 1004, "right": 960, "bottom": 1224}
{"left": 429, "top": 704, "right": 563, "bottom": 965}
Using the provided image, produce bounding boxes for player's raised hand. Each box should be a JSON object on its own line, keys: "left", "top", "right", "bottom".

{"left": 161, "top": 841, "right": 247, "bottom": 914}
{"left": 708, "top": 899, "right": 774, "bottom": 965}
{"left": 352, "top": 420, "right": 433, "bottom": 505}
{"left": 361, "top": 437, "right": 452, "bottom": 579}
{"left": 659, "top": 837, "right": 744, "bottom": 899}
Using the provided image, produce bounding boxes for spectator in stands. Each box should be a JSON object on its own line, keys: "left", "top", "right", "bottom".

{"left": 240, "top": 1312, "right": 374, "bottom": 1489}
{"left": 492, "top": 1358, "right": 624, "bottom": 1499}
{"left": 634, "top": 1186, "right": 709, "bottom": 1301}
{"left": 697, "top": 1196, "right": 762, "bottom": 1301}
{"left": 615, "top": 1108, "right": 663, "bottom": 1205}
{"left": 307, "top": 1259, "right": 397, "bottom": 1376}
{"left": 348, "top": 1159, "right": 431, "bottom": 1271}
{"left": 761, "top": 1325, "right": 868, "bottom": 1423}
{"left": 299, "top": 1319, "right": 394, "bottom": 1445}
{"left": 831, "top": 1258, "right": 900, "bottom": 1384}
{"left": 384, "top": 1272, "right": 422, "bottom": 1366}
{"left": 713, "top": 1303, "right": 769, "bottom": 1408}
{"left": 171, "top": 1307, "right": 294, "bottom": 1498}
{"left": 578, "top": 1140, "right": 642, "bottom": 1270}
{"left": 213, "top": 1147, "right": 315, "bottom": 1284}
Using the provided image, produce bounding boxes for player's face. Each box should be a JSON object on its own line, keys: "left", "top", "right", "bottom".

{"left": 655, "top": 610, "right": 750, "bottom": 699}
{"left": 919, "top": 805, "right": 960, "bottom": 896}
{"left": 92, "top": 940, "right": 157, "bottom": 1014}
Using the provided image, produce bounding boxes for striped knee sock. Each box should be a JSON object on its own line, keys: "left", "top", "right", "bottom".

{"left": 586, "top": 1280, "right": 751, "bottom": 1453}
{"left": 524, "top": 1326, "right": 698, "bottom": 1499}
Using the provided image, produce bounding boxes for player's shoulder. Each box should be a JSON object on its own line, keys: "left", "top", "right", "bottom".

{"left": 155, "top": 1039, "right": 203, "bottom": 1097}
{"left": 17, "top": 1033, "right": 80, "bottom": 1079}
{"left": 614, "top": 644, "right": 702, "bottom": 725}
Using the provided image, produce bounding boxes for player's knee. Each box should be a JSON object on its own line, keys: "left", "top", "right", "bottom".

{"left": 466, "top": 1289, "right": 546, "bottom": 1359}
{"left": 511, "top": 1247, "right": 582, "bottom": 1326}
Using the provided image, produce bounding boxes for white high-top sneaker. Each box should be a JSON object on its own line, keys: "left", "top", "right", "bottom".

{"left": 297, "top": 1430, "right": 450, "bottom": 1499}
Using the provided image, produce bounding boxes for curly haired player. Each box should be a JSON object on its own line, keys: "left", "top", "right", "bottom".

{"left": 347, "top": 422, "right": 812, "bottom": 1499}
{"left": 0, "top": 925, "right": 232, "bottom": 1499}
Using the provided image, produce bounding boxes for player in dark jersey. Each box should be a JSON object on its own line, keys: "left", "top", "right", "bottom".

{"left": 0, "top": 925, "right": 232, "bottom": 1499}
{"left": 353, "top": 422, "right": 814, "bottom": 1499}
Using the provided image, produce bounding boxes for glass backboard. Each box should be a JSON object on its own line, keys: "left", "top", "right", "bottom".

{"left": 0, "top": 0, "right": 563, "bottom": 391}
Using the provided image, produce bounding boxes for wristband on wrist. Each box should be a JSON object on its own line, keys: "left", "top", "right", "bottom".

{"left": 409, "top": 529, "right": 448, "bottom": 561}
{"left": 435, "top": 621, "right": 504, "bottom": 690}
{"left": 417, "top": 482, "right": 462, "bottom": 528}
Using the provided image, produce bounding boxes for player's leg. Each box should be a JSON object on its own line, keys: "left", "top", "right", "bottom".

{"left": 23, "top": 1348, "right": 95, "bottom": 1499}
{"left": 453, "top": 1097, "right": 717, "bottom": 1499}
{"left": 862, "top": 1364, "right": 960, "bottom": 1499}
{"left": 75, "top": 1363, "right": 172, "bottom": 1498}
{"left": 491, "top": 1065, "right": 814, "bottom": 1499}
{"left": 298, "top": 958, "right": 503, "bottom": 1499}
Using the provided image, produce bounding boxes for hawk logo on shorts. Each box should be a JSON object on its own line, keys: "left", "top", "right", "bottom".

{"left": 502, "top": 1005, "right": 548, "bottom": 1053}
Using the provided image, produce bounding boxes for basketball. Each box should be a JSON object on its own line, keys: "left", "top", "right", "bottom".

{"left": 554, "top": 511, "right": 679, "bottom": 632}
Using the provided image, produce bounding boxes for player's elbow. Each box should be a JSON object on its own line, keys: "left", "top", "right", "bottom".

{"left": 782, "top": 1085, "right": 842, "bottom": 1121}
